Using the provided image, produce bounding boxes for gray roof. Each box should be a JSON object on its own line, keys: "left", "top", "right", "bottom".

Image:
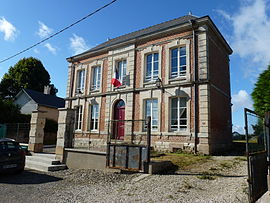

{"left": 68, "top": 15, "right": 198, "bottom": 60}
{"left": 22, "top": 89, "right": 65, "bottom": 109}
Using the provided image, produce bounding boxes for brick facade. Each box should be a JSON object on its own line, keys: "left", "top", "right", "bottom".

{"left": 63, "top": 15, "right": 232, "bottom": 154}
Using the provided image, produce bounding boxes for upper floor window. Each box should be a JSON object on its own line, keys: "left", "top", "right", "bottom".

{"left": 116, "top": 60, "right": 127, "bottom": 85}
{"left": 91, "top": 66, "right": 101, "bottom": 91}
{"left": 171, "top": 47, "right": 186, "bottom": 78}
{"left": 76, "top": 70, "right": 85, "bottom": 93}
{"left": 145, "top": 99, "right": 158, "bottom": 130}
{"left": 145, "top": 53, "right": 159, "bottom": 82}
{"left": 90, "top": 104, "right": 99, "bottom": 130}
{"left": 171, "top": 97, "right": 187, "bottom": 131}
{"left": 75, "top": 105, "right": 83, "bottom": 130}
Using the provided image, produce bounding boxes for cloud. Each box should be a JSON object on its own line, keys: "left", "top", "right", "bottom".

{"left": 37, "top": 21, "right": 53, "bottom": 38}
{"left": 232, "top": 90, "right": 253, "bottom": 112}
{"left": 33, "top": 48, "right": 39, "bottom": 54}
{"left": 70, "top": 34, "right": 90, "bottom": 55}
{"left": 218, "top": 0, "right": 270, "bottom": 70}
{"left": 0, "top": 17, "right": 17, "bottom": 41}
{"left": 232, "top": 124, "right": 245, "bottom": 134}
{"left": 44, "top": 43, "right": 57, "bottom": 55}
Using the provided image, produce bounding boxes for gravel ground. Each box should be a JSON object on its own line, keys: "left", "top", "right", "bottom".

{"left": 0, "top": 156, "right": 248, "bottom": 203}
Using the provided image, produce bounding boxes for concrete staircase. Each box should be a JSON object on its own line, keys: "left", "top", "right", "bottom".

{"left": 25, "top": 153, "right": 67, "bottom": 172}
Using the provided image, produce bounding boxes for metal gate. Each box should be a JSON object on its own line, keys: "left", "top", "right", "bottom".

{"left": 106, "top": 117, "right": 151, "bottom": 172}
{"left": 244, "top": 108, "right": 268, "bottom": 203}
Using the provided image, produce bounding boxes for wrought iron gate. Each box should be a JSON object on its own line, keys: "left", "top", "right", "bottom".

{"left": 106, "top": 117, "right": 151, "bottom": 172}
{"left": 244, "top": 108, "right": 268, "bottom": 203}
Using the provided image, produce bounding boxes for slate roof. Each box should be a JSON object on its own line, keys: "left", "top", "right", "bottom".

{"left": 23, "top": 89, "right": 65, "bottom": 109}
{"left": 68, "top": 15, "right": 198, "bottom": 59}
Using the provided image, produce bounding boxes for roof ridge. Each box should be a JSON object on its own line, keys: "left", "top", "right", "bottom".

{"left": 69, "top": 15, "right": 197, "bottom": 59}
{"left": 105, "top": 15, "right": 194, "bottom": 44}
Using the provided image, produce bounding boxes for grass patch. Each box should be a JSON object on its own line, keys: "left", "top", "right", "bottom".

{"left": 234, "top": 156, "right": 247, "bottom": 162}
{"left": 150, "top": 150, "right": 165, "bottom": 158}
{"left": 197, "top": 172, "right": 216, "bottom": 180}
{"left": 152, "top": 152, "right": 211, "bottom": 170}
{"left": 219, "top": 161, "right": 233, "bottom": 169}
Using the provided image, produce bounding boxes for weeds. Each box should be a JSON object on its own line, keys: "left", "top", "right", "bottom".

{"left": 152, "top": 151, "right": 211, "bottom": 170}
{"left": 197, "top": 172, "right": 216, "bottom": 180}
{"left": 219, "top": 161, "right": 233, "bottom": 169}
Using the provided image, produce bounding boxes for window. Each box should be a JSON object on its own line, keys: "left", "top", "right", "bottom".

{"left": 75, "top": 106, "right": 83, "bottom": 130}
{"left": 116, "top": 60, "right": 127, "bottom": 85}
{"left": 90, "top": 104, "right": 99, "bottom": 130}
{"left": 145, "top": 53, "right": 159, "bottom": 82}
{"left": 170, "top": 47, "right": 186, "bottom": 78}
{"left": 91, "top": 66, "right": 101, "bottom": 90}
{"left": 145, "top": 99, "right": 158, "bottom": 130}
{"left": 171, "top": 97, "right": 187, "bottom": 131}
{"left": 76, "top": 70, "right": 85, "bottom": 93}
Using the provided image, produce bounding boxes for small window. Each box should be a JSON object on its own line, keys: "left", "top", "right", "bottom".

{"left": 145, "top": 53, "right": 159, "bottom": 82}
{"left": 91, "top": 66, "right": 101, "bottom": 91}
{"left": 170, "top": 47, "right": 186, "bottom": 78}
{"left": 75, "top": 106, "right": 83, "bottom": 130}
{"left": 76, "top": 70, "right": 85, "bottom": 93}
{"left": 171, "top": 97, "right": 187, "bottom": 131}
{"left": 145, "top": 99, "right": 158, "bottom": 130}
{"left": 90, "top": 104, "right": 99, "bottom": 130}
{"left": 116, "top": 60, "right": 127, "bottom": 85}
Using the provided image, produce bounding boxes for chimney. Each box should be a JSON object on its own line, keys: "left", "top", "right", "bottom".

{"left": 44, "top": 85, "right": 51, "bottom": 95}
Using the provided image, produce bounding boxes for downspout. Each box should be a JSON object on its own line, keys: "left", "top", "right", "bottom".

{"left": 190, "top": 19, "right": 198, "bottom": 154}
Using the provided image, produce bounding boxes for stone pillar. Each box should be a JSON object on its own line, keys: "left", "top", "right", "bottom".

{"left": 28, "top": 111, "right": 46, "bottom": 152}
{"left": 55, "top": 108, "right": 75, "bottom": 161}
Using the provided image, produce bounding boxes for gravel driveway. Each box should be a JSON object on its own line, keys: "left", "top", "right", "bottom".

{"left": 0, "top": 156, "right": 248, "bottom": 203}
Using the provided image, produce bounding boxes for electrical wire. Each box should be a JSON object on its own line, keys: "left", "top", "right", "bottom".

{"left": 0, "top": 0, "right": 117, "bottom": 64}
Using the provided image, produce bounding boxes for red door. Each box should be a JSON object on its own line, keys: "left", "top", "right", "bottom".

{"left": 114, "top": 100, "right": 125, "bottom": 140}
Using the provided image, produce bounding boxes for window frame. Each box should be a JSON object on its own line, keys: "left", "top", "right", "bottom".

{"left": 144, "top": 53, "right": 159, "bottom": 82}
{"left": 170, "top": 46, "right": 187, "bottom": 79}
{"left": 170, "top": 97, "right": 187, "bottom": 132}
{"left": 144, "top": 99, "right": 158, "bottom": 131}
{"left": 116, "top": 60, "right": 127, "bottom": 85}
{"left": 75, "top": 105, "right": 83, "bottom": 131}
{"left": 89, "top": 104, "right": 99, "bottom": 131}
{"left": 91, "top": 66, "right": 101, "bottom": 91}
{"left": 76, "top": 69, "right": 85, "bottom": 94}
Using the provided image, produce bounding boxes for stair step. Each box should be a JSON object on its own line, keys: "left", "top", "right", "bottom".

{"left": 25, "top": 160, "right": 66, "bottom": 172}
{"left": 30, "top": 152, "right": 56, "bottom": 159}
{"left": 26, "top": 156, "right": 61, "bottom": 165}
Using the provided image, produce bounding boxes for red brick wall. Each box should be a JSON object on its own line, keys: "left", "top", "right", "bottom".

{"left": 100, "top": 96, "right": 106, "bottom": 131}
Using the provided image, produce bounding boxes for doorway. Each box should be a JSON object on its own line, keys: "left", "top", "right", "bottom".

{"left": 113, "top": 100, "right": 125, "bottom": 140}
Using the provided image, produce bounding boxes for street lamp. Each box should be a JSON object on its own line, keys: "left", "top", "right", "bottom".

{"left": 155, "top": 77, "right": 164, "bottom": 92}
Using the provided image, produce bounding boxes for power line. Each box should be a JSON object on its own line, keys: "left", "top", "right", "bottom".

{"left": 0, "top": 0, "right": 117, "bottom": 64}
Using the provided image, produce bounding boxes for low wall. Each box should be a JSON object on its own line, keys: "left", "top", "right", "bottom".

{"left": 64, "top": 148, "right": 106, "bottom": 170}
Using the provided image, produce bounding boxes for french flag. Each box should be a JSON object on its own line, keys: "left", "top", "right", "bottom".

{"left": 111, "top": 70, "right": 122, "bottom": 87}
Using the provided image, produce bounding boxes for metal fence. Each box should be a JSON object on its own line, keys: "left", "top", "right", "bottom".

{"left": 5, "top": 123, "right": 30, "bottom": 143}
{"left": 106, "top": 117, "right": 151, "bottom": 171}
{"left": 244, "top": 108, "right": 268, "bottom": 203}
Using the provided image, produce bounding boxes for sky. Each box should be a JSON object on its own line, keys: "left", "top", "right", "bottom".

{"left": 0, "top": 0, "right": 269, "bottom": 133}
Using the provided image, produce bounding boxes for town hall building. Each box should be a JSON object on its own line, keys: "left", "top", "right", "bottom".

{"left": 58, "top": 15, "right": 232, "bottom": 155}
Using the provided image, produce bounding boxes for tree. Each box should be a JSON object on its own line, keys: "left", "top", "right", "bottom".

{"left": 252, "top": 65, "right": 270, "bottom": 116}
{"left": 0, "top": 57, "right": 57, "bottom": 98}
